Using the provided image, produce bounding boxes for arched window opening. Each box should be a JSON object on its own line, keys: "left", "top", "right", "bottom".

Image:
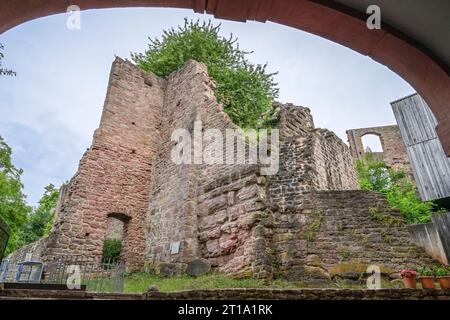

{"left": 361, "top": 134, "right": 384, "bottom": 161}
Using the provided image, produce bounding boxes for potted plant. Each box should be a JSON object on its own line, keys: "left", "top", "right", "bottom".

{"left": 434, "top": 266, "right": 450, "bottom": 289}
{"left": 417, "top": 266, "right": 436, "bottom": 289}
{"left": 400, "top": 269, "right": 418, "bottom": 289}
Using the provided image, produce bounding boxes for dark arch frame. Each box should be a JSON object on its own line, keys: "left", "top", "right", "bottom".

{"left": 107, "top": 212, "right": 132, "bottom": 223}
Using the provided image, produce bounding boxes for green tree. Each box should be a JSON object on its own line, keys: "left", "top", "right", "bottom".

{"left": 0, "top": 136, "right": 31, "bottom": 254}
{"left": 356, "top": 152, "right": 437, "bottom": 224}
{"left": 18, "top": 184, "right": 60, "bottom": 246}
{"left": 0, "top": 43, "right": 16, "bottom": 76}
{"left": 132, "top": 19, "right": 279, "bottom": 129}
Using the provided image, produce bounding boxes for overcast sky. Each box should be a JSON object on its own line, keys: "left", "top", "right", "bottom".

{"left": 0, "top": 8, "right": 415, "bottom": 206}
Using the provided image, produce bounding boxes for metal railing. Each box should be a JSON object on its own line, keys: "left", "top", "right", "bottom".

{"left": 0, "top": 255, "right": 125, "bottom": 292}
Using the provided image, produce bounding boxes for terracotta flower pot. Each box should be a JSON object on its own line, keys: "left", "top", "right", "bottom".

{"left": 402, "top": 276, "right": 417, "bottom": 289}
{"left": 419, "top": 276, "right": 436, "bottom": 289}
{"left": 438, "top": 276, "right": 450, "bottom": 289}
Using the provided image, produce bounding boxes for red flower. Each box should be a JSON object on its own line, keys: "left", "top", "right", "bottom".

{"left": 400, "top": 269, "right": 418, "bottom": 278}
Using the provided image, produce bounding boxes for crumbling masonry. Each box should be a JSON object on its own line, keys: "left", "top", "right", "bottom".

{"left": 11, "top": 58, "right": 433, "bottom": 281}
{"left": 346, "top": 125, "right": 412, "bottom": 175}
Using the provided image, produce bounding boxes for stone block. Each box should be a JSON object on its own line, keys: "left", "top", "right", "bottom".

{"left": 186, "top": 258, "right": 211, "bottom": 277}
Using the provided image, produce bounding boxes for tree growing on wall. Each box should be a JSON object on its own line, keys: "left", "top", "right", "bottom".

{"left": 0, "top": 43, "right": 16, "bottom": 76}
{"left": 132, "top": 19, "right": 279, "bottom": 129}
{"left": 356, "top": 152, "right": 439, "bottom": 224}
{"left": 0, "top": 136, "right": 31, "bottom": 254}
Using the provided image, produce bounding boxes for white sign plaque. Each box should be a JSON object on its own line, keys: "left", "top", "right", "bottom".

{"left": 170, "top": 241, "right": 180, "bottom": 254}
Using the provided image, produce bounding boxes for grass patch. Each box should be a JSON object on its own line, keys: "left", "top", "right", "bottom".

{"left": 124, "top": 272, "right": 300, "bottom": 293}
{"left": 122, "top": 272, "right": 406, "bottom": 293}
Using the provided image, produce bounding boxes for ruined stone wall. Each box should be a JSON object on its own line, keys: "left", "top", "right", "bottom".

{"left": 268, "top": 126, "right": 359, "bottom": 211}
{"left": 43, "top": 58, "right": 165, "bottom": 269}
{"left": 146, "top": 60, "right": 270, "bottom": 276}
{"left": 146, "top": 61, "right": 202, "bottom": 270}
{"left": 7, "top": 237, "right": 48, "bottom": 262}
{"left": 312, "top": 129, "right": 360, "bottom": 190}
{"left": 276, "top": 102, "right": 314, "bottom": 140}
{"left": 346, "top": 125, "right": 411, "bottom": 173}
{"left": 270, "top": 190, "right": 434, "bottom": 282}
{"left": 10, "top": 58, "right": 433, "bottom": 282}
{"left": 197, "top": 166, "right": 269, "bottom": 277}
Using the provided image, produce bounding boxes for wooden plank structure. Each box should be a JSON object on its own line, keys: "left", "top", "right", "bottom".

{"left": 391, "top": 94, "right": 450, "bottom": 201}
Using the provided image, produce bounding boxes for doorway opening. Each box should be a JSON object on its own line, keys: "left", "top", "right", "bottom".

{"left": 102, "top": 213, "right": 130, "bottom": 263}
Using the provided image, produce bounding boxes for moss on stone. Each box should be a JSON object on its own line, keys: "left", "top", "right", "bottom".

{"left": 329, "top": 262, "right": 395, "bottom": 278}
{"left": 368, "top": 206, "right": 403, "bottom": 228}
{"left": 306, "top": 210, "right": 323, "bottom": 242}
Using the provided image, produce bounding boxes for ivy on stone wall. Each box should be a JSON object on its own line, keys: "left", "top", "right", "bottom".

{"left": 132, "top": 19, "right": 279, "bottom": 129}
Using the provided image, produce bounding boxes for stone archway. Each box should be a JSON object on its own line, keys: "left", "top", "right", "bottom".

{"left": 1, "top": 0, "right": 449, "bottom": 155}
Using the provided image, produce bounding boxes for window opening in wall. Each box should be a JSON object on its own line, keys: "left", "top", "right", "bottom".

{"left": 361, "top": 134, "right": 384, "bottom": 161}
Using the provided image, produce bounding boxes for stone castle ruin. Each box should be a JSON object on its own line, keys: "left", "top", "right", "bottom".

{"left": 11, "top": 58, "right": 433, "bottom": 282}
{"left": 346, "top": 125, "right": 412, "bottom": 175}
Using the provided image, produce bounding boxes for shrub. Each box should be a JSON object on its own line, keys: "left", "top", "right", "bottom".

{"left": 17, "top": 184, "right": 60, "bottom": 247}
{"left": 432, "top": 265, "right": 450, "bottom": 277}
{"left": 417, "top": 266, "right": 434, "bottom": 277}
{"left": 102, "top": 239, "right": 122, "bottom": 263}
{"left": 0, "top": 136, "right": 31, "bottom": 254}
{"left": 132, "top": 19, "right": 279, "bottom": 129}
{"left": 356, "top": 152, "right": 438, "bottom": 224}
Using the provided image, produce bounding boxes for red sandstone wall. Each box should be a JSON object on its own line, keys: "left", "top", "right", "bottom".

{"left": 9, "top": 58, "right": 432, "bottom": 282}
{"left": 197, "top": 167, "right": 269, "bottom": 277}
{"left": 44, "top": 58, "right": 164, "bottom": 269}
{"left": 146, "top": 60, "right": 270, "bottom": 276}
{"left": 146, "top": 61, "right": 204, "bottom": 268}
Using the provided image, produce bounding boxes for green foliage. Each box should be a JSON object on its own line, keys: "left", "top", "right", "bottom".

{"left": 102, "top": 239, "right": 122, "bottom": 263}
{"left": 417, "top": 266, "right": 435, "bottom": 277}
{"left": 18, "top": 184, "right": 60, "bottom": 247}
{"left": 356, "top": 152, "right": 437, "bottom": 224}
{"left": 132, "top": 19, "right": 279, "bottom": 129}
{"left": 123, "top": 272, "right": 299, "bottom": 293}
{"left": 0, "top": 43, "right": 16, "bottom": 76}
{"left": 0, "top": 136, "right": 31, "bottom": 254}
{"left": 432, "top": 265, "right": 450, "bottom": 277}
{"left": 0, "top": 135, "right": 62, "bottom": 255}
